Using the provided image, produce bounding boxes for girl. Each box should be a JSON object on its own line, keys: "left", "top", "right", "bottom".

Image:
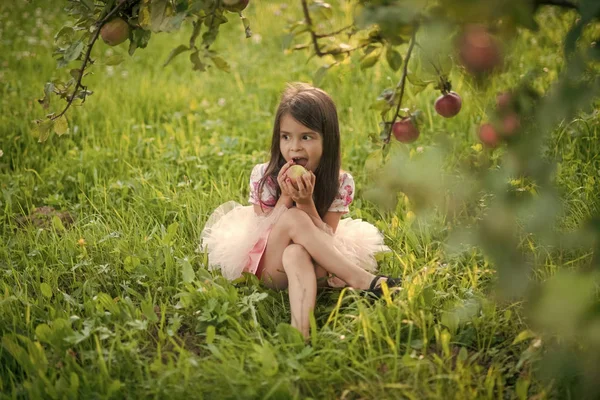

{"left": 201, "top": 83, "right": 401, "bottom": 338}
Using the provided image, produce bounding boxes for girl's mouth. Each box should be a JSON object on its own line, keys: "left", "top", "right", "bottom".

{"left": 292, "top": 157, "right": 309, "bottom": 167}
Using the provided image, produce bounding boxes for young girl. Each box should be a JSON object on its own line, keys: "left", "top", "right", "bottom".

{"left": 200, "top": 83, "right": 401, "bottom": 338}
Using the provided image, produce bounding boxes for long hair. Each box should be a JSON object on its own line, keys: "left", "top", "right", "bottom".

{"left": 257, "top": 83, "right": 341, "bottom": 218}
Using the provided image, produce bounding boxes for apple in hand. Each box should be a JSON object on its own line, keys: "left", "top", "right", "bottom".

{"left": 286, "top": 165, "right": 309, "bottom": 189}
{"left": 100, "top": 18, "right": 130, "bottom": 46}
{"left": 392, "top": 118, "right": 419, "bottom": 143}
{"left": 435, "top": 92, "right": 462, "bottom": 118}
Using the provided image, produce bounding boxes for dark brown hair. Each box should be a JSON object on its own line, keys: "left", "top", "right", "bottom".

{"left": 257, "top": 82, "right": 341, "bottom": 218}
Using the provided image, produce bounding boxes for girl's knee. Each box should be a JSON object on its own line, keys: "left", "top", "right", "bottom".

{"left": 279, "top": 208, "right": 312, "bottom": 235}
{"left": 282, "top": 243, "right": 311, "bottom": 268}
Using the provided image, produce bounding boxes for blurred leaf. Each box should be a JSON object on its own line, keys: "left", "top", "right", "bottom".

{"left": 141, "top": 300, "right": 159, "bottom": 323}
{"left": 163, "top": 44, "right": 190, "bottom": 67}
{"left": 512, "top": 329, "right": 535, "bottom": 345}
{"left": 206, "top": 325, "right": 216, "bottom": 344}
{"left": 34, "top": 120, "right": 55, "bottom": 143}
{"left": 37, "top": 82, "right": 54, "bottom": 110}
{"left": 210, "top": 54, "right": 231, "bottom": 72}
{"left": 190, "top": 51, "right": 206, "bottom": 71}
{"left": 139, "top": 0, "right": 151, "bottom": 28}
{"left": 40, "top": 283, "right": 53, "bottom": 299}
{"left": 241, "top": 16, "right": 252, "bottom": 38}
{"left": 313, "top": 65, "right": 330, "bottom": 86}
{"left": 180, "top": 258, "right": 195, "bottom": 284}
{"left": 360, "top": 48, "right": 381, "bottom": 69}
{"left": 309, "top": 1, "right": 333, "bottom": 21}
{"left": 53, "top": 116, "right": 68, "bottom": 136}
{"left": 54, "top": 26, "right": 75, "bottom": 47}
{"left": 385, "top": 46, "right": 403, "bottom": 71}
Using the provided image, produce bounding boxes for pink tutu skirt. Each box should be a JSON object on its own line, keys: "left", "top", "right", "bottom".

{"left": 199, "top": 201, "right": 390, "bottom": 281}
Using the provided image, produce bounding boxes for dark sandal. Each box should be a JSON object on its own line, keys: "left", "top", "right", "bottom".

{"left": 364, "top": 275, "right": 402, "bottom": 299}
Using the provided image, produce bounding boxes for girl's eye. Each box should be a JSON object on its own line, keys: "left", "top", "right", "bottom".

{"left": 281, "top": 135, "right": 289, "bottom": 140}
{"left": 303, "top": 135, "right": 312, "bottom": 140}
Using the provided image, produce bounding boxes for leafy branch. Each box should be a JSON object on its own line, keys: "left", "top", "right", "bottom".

{"left": 383, "top": 28, "right": 418, "bottom": 145}
{"left": 50, "top": 0, "right": 131, "bottom": 121}
{"left": 300, "top": 0, "right": 366, "bottom": 56}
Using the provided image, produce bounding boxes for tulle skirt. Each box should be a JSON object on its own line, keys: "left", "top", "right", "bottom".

{"left": 199, "top": 201, "right": 390, "bottom": 281}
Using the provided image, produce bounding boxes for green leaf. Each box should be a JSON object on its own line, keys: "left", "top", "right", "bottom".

{"left": 512, "top": 329, "right": 535, "bottom": 345}
{"left": 313, "top": 65, "right": 329, "bottom": 86}
{"left": 210, "top": 55, "right": 231, "bottom": 72}
{"left": 180, "top": 258, "right": 195, "bottom": 284}
{"left": 360, "top": 48, "right": 381, "bottom": 70}
{"left": 37, "top": 82, "right": 54, "bottom": 110}
{"left": 139, "top": 1, "right": 151, "bottom": 28}
{"left": 241, "top": 16, "right": 252, "bottom": 38}
{"left": 164, "top": 222, "right": 179, "bottom": 244}
{"left": 385, "top": 46, "right": 403, "bottom": 71}
{"left": 54, "top": 26, "right": 75, "bottom": 46}
{"left": 150, "top": 0, "right": 168, "bottom": 32}
{"left": 40, "top": 283, "right": 53, "bottom": 299}
{"left": 163, "top": 44, "right": 190, "bottom": 67}
{"left": 141, "top": 300, "right": 159, "bottom": 323}
{"left": 190, "top": 51, "right": 206, "bottom": 71}
{"left": 206, "top": 325, "right": 216, "bottom": 344}
{"left": 53, "top": 116, "right": 68, "bottom": 136}
{"left": 63, "top": 40, "right": 84, "bottom": 63}
{"left": 34, "top": 119, "right": 54, "bottom": 143}
{"left": 35, "top": 324, "right": 53, "bottom": 344}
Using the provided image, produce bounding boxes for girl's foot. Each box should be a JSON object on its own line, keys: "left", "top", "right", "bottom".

{"left": 364, "top": 275, "right": 402, "bottom": 299}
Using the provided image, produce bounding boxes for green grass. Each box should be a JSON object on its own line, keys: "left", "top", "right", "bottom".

{"left": 1, "top": 1, "right": 599, "bottom": 399}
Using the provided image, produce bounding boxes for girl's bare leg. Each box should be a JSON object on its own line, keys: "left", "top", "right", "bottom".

{"left": 281, "top": 244, "right": 317, "bottom": 338}
{"left": 260, "top": 208, "right": 378, "bottom": 290}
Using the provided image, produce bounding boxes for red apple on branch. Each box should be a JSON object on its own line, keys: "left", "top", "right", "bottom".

{"left": 392, "top": 118, "right": 419, "bottom": 143}
{"left": 100, "top": 18, "right": 130, "bottom": 46}
{"left": 434, "top": 91, "right": 462, "bottom": 118}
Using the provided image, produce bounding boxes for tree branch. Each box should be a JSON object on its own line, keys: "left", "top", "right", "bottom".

{"left": 301, "top": 0, "right": 326, "bottom": 57}
{"left": 314, "top": 25, "right": 353, "bottom": 39}
{"left": 384, "top": 28, "right": 417, "bottom": 145}
{"left": 51, "top": 0, "right": 130, "bottom": 121}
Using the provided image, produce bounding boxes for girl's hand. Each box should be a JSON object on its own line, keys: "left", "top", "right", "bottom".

{"left": 277, "top": 160, "right": 295, "bottom": 200}
{"left": 282, "top": 170, "right": 316, "bottom": 205}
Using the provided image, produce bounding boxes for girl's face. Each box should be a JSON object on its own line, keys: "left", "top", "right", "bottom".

{"left": 279, "top": 113, "right": 323, "bottom": 172}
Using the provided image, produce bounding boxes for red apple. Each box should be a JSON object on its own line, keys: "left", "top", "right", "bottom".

{"left": 478, "top": 123, "right": 499, "bottom": 148}
{"left": 457, "top": 24, "right": 503, "bottom": 74}
{"left": 501, "top": 113, "right": 520, "bottom": 136}
{"left": 434, "top": 91, "right": 462, "bottom": 118}
{"left": 392, "top": 118, "right": 419, "bottom": 143}
{"left": 100, "top": 18, "right": 129, "bottom": 46}
{"left": 496, "top": 92, "right": 512, "bottom": 111}
{"left": 223, "top": 0, "right": 249, "bottom": 12}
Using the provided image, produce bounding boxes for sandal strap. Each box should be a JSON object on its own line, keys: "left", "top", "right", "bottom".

{"left": 369, "top": 275, "right": 387, "bottom": 291}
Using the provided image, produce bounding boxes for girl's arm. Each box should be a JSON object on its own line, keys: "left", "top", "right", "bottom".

{"left": 296, "top": 201, "right": 342, "bottom": 233}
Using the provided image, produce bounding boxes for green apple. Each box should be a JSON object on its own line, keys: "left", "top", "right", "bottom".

{"left": 287, "top": 165, "right": 309, "bottom": 179}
